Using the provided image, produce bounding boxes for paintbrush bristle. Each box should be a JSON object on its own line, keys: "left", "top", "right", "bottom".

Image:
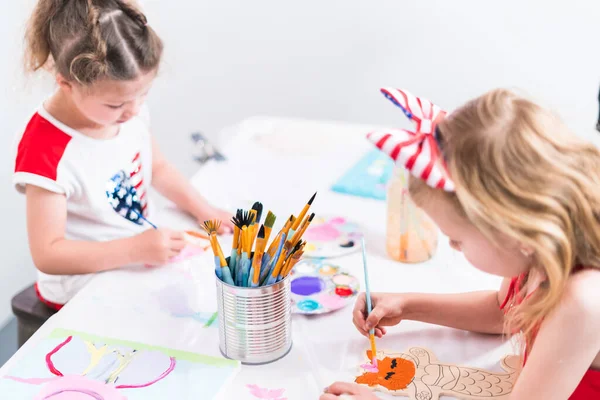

{"left": 202, "top": 219, "right": 221, "bottom": 234}
{"left": 265, "top": 211, "right": 276, "bottom": 228}
{"left": 308, "top": 192, "right": 317, "bottom": 205}
{"left": 252, "top": 202, "right": 263, "bottom": 223}
{"left": 249, "top": 209, "right": 257, "bottom": 224}
{"left": 231, "top": 209, "right": 244, "bottom": 229}
{"left": 232, "top": 209, "right": 253, "bottom": 227}
{"left": 258, "top": 225, "right": 265, "bottom": 239}
{"left": 308, "top": 213, "right": 315, "bottom": 221}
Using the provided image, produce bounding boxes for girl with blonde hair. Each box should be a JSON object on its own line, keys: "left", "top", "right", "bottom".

{"left": 323, "top": 88, "right": 600, "bottom": 399}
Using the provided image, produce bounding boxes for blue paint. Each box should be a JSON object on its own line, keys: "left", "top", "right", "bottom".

{"left": 297, "top": 299, "right": 320, "bottom": 312}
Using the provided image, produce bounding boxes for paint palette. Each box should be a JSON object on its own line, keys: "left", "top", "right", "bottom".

{"left": 290, "top": 261, "right": 360, "bottom": 315}
{"left": 303, "top": 216, "right": 362, "bottom": 259}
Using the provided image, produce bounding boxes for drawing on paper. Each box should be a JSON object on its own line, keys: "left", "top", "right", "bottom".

{"left": 0, "top": 329, "right": 239, "bottom": 400}
{"left": 355, "top": 347, "right": 518, "bottom": 400}
{"left": 153, "top": 284, "right": 218, "bottom": 327}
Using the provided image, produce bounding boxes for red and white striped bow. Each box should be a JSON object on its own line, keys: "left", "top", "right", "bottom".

{"left": 367, "top": 88, "right": 454, "bottom": 192}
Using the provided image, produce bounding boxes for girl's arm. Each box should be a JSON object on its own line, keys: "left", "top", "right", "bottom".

{"left": 403, "top": 281, "right": 510, "bottom": 334}
{"left": 26, "top": 185, "right": 185, "bottom": 275}
{"left": 509, "top": 270, "right": 600, "bottom": 399}
{"left": 355, "top": 278, "right": 511, "bottom": 336}
{"left": 150, "top": 138, "right": 233, "bottom": 231}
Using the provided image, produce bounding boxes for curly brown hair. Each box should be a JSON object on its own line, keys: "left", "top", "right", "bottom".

{"left": 24, "top": 0, "right": 163, "bottom": 85}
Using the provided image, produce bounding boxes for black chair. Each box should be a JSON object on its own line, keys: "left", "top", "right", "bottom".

{"left": 11, "top": 284, "right": 57, "bottom": 347}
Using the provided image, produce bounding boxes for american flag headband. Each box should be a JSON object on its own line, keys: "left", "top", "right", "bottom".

{"left": 367, "top": 88, "right": 455, "bottom": 192}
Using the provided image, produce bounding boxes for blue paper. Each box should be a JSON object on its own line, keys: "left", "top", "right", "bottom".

{"left": 331, "top": 149, "right": 394, "bottom": 201}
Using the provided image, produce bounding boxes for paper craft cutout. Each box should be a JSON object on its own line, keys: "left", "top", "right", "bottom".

{"left": 355, "top": 348, "right": 518, "bottom": 400}
{"left": 0, "top": 329, "right": 239, "bottom": 399}
{"left": 247, "top": 384, "right": 288, "bottom": 400}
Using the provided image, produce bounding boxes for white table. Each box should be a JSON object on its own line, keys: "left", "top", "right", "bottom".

{"left": 0, "top": 117, "right": 509, "bottom": 399}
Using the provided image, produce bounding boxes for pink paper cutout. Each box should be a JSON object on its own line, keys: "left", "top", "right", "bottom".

{"left": 32, "top": 375, "right": 126, "bottom": 400}
{"left": 3, "top": 376, "right": 58, "bottom": 385}
{"left": 247, "top": 384, "right": 287, "bottom": 400}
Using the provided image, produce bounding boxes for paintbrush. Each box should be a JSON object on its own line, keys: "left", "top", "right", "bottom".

{"left": 266, "top": 236, "right": 288, "bottom": 286}
{"left": 266, "top": 216, "right": 293, "bottom": 258}
{"left": 289, "top": 213, "right": 315, "bottom": 247}
{"left": 250, "top": 202, "right": 263, "bottom": 244}
{"left": 281, "top": 248, "right": 304, "bottom": 280}
{"left": 234, "top": 211, "right": 253, "bottom": 285}
{"left": 229, "top": 209, "right": 243, "bottom": 271}
{"left": 203, "top": 220, "right": 234, "bottom": 285}
{"left": 361, "top": 236, "right": 378, "bottom": 368}
{"left": 249, "top": 225, "right": 266, "bottom": 288}
{"left": 262, "top": 233, "right": 286, "bottom": 286}
{"left": 289, "top": 192, "right": 316, "bottom": 238}
{"left": 263, "top": 211, "right": 276, "bottom": 245}
{"left": 248, "top": 209, "right": 258, "bottom": 253}
{"left": 278, "top": 241, "right": 304, "bottom": 281}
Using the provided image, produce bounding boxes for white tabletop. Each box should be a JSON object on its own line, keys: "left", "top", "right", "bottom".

{"left": 0, "top": 117, "right": 509, "bottom": 399}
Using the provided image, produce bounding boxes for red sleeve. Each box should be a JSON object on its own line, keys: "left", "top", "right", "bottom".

{"left": 13, "top": 113, "right": 72, "bottom": 194}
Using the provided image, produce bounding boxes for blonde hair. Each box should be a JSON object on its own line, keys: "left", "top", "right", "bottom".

{"left": 24, "top": 0, "right": 163, "bottom": 85}
{"left": 410, "top": 89, "right": 600, "bottom": 350}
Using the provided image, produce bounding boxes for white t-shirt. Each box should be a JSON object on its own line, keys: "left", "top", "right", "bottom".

{"left": 13, "top": 105, "right": 154, "bottom": 304}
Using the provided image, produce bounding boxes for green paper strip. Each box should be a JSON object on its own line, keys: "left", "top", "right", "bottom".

{"left": 48, "top": 328, "right": 238, "bottom": 368}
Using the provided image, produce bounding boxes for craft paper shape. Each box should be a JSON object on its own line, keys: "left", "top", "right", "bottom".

{"left": 355, "top": 347, "right": 518, "bottom": 400}
{"left": 0, "top": 329, "right": 240, "bottom": 400}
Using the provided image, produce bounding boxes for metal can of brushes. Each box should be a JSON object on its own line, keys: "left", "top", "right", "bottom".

{"left": 216, "top": 257, "right": 292, "bottom": 364}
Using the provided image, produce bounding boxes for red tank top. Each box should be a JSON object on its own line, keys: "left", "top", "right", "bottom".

{"left": 500, "top": 272, "right": 600, "bottom": 399}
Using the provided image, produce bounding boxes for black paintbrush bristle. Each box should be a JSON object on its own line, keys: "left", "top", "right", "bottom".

{"left": 308, "top": 213, "right": 315, "bottom": 221}
{"left": 252, "top": 202, "right": 263, "bottom": 223}
{"left": 231, "top": 209, "right": 244, "bottom": 229}
{"left": 308, "top": 192, "right": 317, "bottom": 205}
{"left": 257, "top": 225, "right": 265, "bottom": 239}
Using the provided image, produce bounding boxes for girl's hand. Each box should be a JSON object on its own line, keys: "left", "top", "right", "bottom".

{"left": 353, "top": 292, "right": 406, "bottom": 338}
{"left": 320, "top": 382, "right": 378, "bottom": 400}
{"left": 132, "top": 229, "right": 186, "bottom": 265}
{"left": 196, "top": 207, "right": 234, "bottom": 234}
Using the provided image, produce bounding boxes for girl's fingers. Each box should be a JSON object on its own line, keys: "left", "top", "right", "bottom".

{"left": 324, "top": 382, "right": 363, "bottom": 396}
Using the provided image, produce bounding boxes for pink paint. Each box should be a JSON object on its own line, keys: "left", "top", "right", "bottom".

{"left": 116, "top": 357, "right": 176, "bottom": 389}
{"left": 360, "top": 363, "right": 379, "bottom": 373}
{"left": 317, "top": 293, "right": 346, "bottom": 311}
{"left": 304, "top": 223, "right": 341, "bottom": 241}
{"left": 46, "top": 336, "right": 73, "bottom": 377}
{"left": 247, "top": 384, "right": 287, "bottom": 400}
{"left": 332, "top": 274, "right": 353, "bottom": 286}
{"left": 32, "top": 375, "right": 126, "bottom": 400}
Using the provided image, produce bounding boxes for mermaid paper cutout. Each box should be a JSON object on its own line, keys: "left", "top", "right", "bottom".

{"left": 356, "top": 347, "right": 518, "bottom": 400}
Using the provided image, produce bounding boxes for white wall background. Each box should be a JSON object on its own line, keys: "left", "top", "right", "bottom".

{"left": 1, "top": 0, "right": 599, "bottom": 326}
